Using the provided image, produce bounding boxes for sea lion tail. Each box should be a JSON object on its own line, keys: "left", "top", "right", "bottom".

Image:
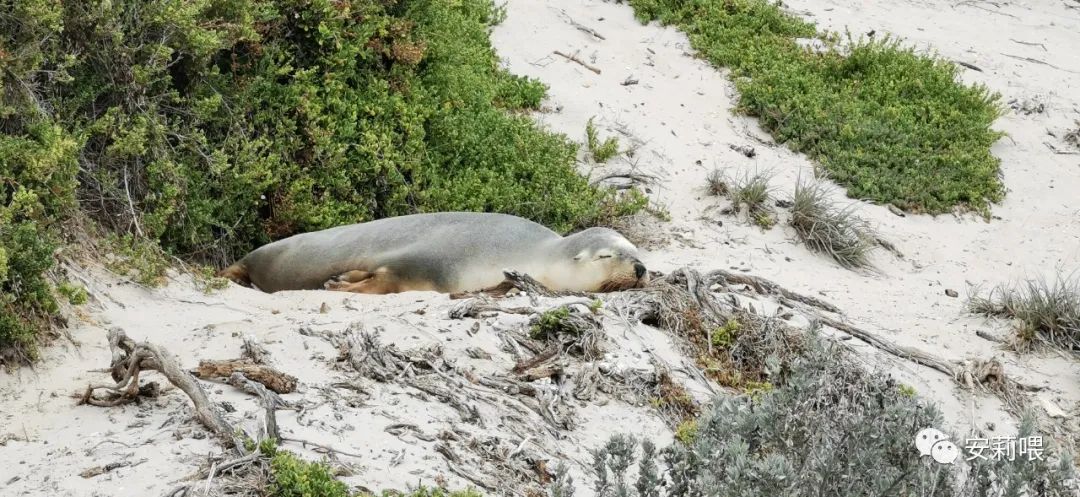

{"left": 217, "top": 262, "right": 252, "bottom": 287}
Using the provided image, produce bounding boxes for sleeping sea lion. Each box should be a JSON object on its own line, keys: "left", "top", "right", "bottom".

{"left": 218, "top": 212, "right": 648, "bottom": 294}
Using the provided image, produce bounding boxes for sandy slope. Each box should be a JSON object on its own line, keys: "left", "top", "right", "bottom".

{"left": 1, "top": 266, "right": 687, "bottom": 496}
{"left": 490, "top": 0, "right": 1080, "bottom": 432}
{"left": 2, "top": 0, "right": 1079, "bottom": 495}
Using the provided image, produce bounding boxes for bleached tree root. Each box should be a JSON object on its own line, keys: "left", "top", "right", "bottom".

{"left": 80, "top": 328, "right": 247, "bottom": 455}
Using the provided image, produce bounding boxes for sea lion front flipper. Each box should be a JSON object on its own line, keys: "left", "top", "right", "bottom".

{"left": 324, "top": 268, "right": 399, "bottom": 294}
{"left": 324, "top": 270, "right": 376, "bottom": 287}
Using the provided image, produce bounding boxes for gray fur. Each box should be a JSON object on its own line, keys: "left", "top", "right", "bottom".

{"left": 234, "top": 212, "right": 644, "bottom": 293}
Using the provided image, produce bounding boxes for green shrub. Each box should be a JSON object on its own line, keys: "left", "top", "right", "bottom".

{"left": 630, "top": 0, "right": 1004, "bottom": 215}
{"left": 57, "top": 283, "right": 88, "bottom": 305}
{"left": 531, "top": 306, "right": 572, "bottom": 340}
{"left": 1, "top": 0, "right": 639, "bottom": 362}
{"left": 257, "top": 441, "right": 482, "bottom": 497}
{"left": 0, "top": 119, "right": 80, "bottom": 362}
{"left": 709, "top": 318, "right": 741, "bottom": 349}
{"left": 586, "top": 118, "right": 620, "bottom": 163}
{"left": 265, "top": 445, "right": 350, "bottom": 497}
{"left": 715, "top": 169, "right": 775, "bottom": 229}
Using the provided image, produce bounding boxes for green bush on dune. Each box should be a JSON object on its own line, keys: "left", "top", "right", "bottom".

{"left": 629, "top": 0, "right": 1005, "bottom": 215}
{"left": 0, "top": 0, "right": 635, "bottom": 362}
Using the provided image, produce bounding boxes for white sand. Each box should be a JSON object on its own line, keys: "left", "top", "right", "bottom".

{"left": 490, "top": 0, "right": 1080, "bottom": 432}
{"left": 2, "top": 0, "right": 1079, "bottom": 494}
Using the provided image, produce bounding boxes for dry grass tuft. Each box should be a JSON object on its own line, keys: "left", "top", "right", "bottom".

{"left": 789, "top": 180, "right": 877, "bottom": 269}
{"left": 969, "top": 275, "right": 1080, "bottom": 352}
{"left": 707, "top": 169, "right": 776, "bottom": 229}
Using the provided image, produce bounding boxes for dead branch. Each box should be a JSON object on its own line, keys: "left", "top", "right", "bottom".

{"left": 553, "top": 50, "right": 602, "bottom": 74}
{"left": 956, "top": 61, "right": 984, "bottom": 72}
{"left": 227, "top": 372, "right": 289, "bottom": 442}
{"left": 329, "top": 325, "right": 441, "bottom": 381}
{"left": 436, "top": 443, "right": 499, "bottom": 491}
{"left": 1009, "top": 38, "right": 1047, "bottom": 51}
{"left": 1044, "top": 141, "right": 1080, "bottom": 155}
{"left": 513, "top": 345, "right": 559, "bottom": 373}
{"left": 80, "top": 458, "right": 147, "bottom": 478}
{"left": 452, "top": 270, "right": 585, "bottom": 300}
{"left": 82, "top": 328, "right": 246, "bottom": 455}
{"left": 608, "top": 267, "right": 1053, "bottom": 433}
{"left": 705, "top": 269, "right": 842, "bottom": 314}
{"left": 589, "top": 170, "right": 659, "bottom": 186}
{"left": 449, "top": 295, "right": 536, "bottom": 319}
{"left": 194, "top": 359, "right": 297, "bottom": 394}
{"left": 280, "top": 437, "right": 366, "bottom": 458}
{"left": 813, "top": 315, "right": 1043, "bottom": 397}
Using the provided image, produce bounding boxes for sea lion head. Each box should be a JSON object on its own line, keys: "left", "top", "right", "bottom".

{"left": 551, "top": 227, "right": 648, "bottom": 292}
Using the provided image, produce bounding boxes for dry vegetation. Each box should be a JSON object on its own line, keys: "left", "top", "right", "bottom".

{"left": 970, "top": 275, "right": 1080, "bottom": 352}
{"left": 789, "top": 180, "right": 877, "bottom": 269}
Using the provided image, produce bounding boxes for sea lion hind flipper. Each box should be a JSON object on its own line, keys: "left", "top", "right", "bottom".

{"left": 217, "top": 263, "right": 252, "bottom": 287}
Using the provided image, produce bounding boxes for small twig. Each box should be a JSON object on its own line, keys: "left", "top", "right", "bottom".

{"left": 553, "top": 50, "right": 602, "bottom": 75}
{"left": 122, "top": 167, "right": 144, "bottom": 237}
{"left": 1009, "top": 38, "right": 1047, "bottom": 51}
{"left": 1001, "top": 53, "right": 1080, "bottom": 74}
{"left": 558, "top": 9, "right": 606, "bottom": 40}
{"left": 1044, "top": 141, "right": 1080, "bottom": 155}
{"left": 956, "top": 61, "right": 983, "bottom": 72}
{"left": 590, "top": 170, "right": 658, "bottom": 185}
{"left": 954, "top": 1, "right": 1020, "bottom": 18}
{"left": 280, "top": 437, "right": 366, "bottom": 458}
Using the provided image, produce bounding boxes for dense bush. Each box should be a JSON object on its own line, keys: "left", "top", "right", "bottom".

{"left": 629, "top": 0, "right": 1005, "bottom": 215}
{"left": 1, "top": 0, "right": 631, "bottom": 361}
{"left": 583, "top": 335, "right": 1078, "bottom": 497}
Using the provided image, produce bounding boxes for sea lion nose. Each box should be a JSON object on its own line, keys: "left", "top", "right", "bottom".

{"left": 633, "top": 261, "right": 646, "bottom": 279}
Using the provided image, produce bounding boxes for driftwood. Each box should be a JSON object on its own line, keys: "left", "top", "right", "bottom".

{"left": 604, "top": 267, "right": 1053, "bottom": 428}
{"left": 193, "top": 359, "right": 297, "bottom": 394}
{"left": 553, "top": 50, "right": 602, "bottom": 74}
{"left": 449, "top": 295, "right": 536, "bottom": 319}
{"left": 80, "top": 328, "right": 246, "bottom": 455}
